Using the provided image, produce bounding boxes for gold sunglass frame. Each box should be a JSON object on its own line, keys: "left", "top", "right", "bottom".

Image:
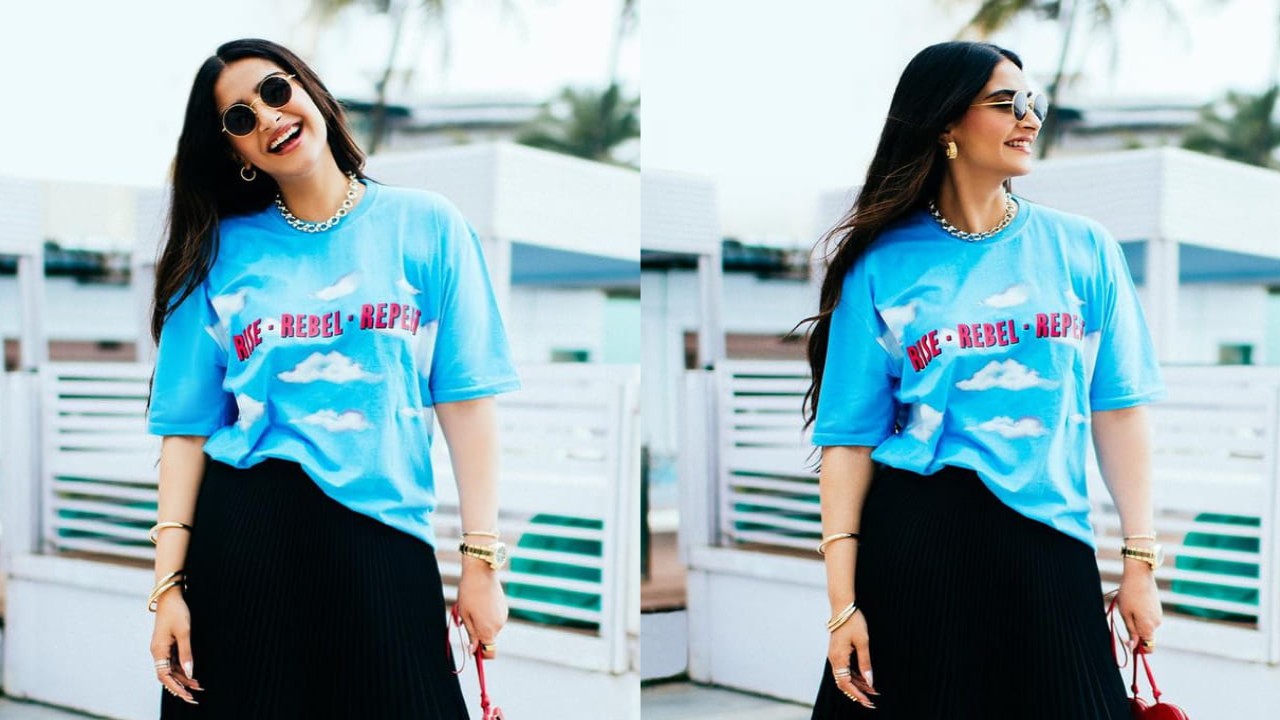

{"left": 970, "top": 90, "right": 1048, "bottom": 122}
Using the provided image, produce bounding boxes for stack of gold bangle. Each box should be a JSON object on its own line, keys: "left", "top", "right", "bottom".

{"left": 827, "top": 601, "right": 860, "bottom": 632}
{"left": 147, "top": 569, "right": 186, "bottom": 612}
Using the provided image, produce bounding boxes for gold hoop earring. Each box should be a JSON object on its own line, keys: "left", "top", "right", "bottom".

{"left": 240, "top": 165, "right": 257, "bottom": 182}
{"left": 946, "top": 141, "right": 958, "bottom": 160}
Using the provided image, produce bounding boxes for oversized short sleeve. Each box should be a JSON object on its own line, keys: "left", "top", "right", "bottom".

{"left": 424, "top": 200, "right": 521, "bottom": 404}
{"left": 146, "top": 281, "right": 236, "bottom": 436}
{"left": 812, "top": 259, "right": 899, "bottom": 447}
{"left": 1086, "top": 227, "right": 1166, "bottom": 411}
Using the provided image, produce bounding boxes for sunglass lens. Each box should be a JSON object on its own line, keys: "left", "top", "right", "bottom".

{"left": 1012, "top": 91, "right": 1028, "bottom": 121}
{"left": 223, "top": 106, "right": 256, "bottom": 136}
{"left": 260, "top": 76, "right": 292, "bottom": 108}
{"left": 1033, "top": 93, "right": 1049, "bottom": 122}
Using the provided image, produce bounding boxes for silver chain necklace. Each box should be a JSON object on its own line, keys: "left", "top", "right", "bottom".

{"left": 274, "top": 172, "right": 360, "bottom": 233}
{"left": 927, "top": 193, "right": 1017, "bottom": 242}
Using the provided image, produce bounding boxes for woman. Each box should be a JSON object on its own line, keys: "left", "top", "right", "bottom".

{"left": 145, "top": 39, "right": 520, "bottom": 718}
{"left": 804, "top": 41, "right": 1165, "bottom": 718}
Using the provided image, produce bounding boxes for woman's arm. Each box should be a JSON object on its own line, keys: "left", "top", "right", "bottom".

{"left": 1091, "top": 405, "right": 1163, "bottom": 649}
{"left": 435, "top": 396, "right": 501, "bottom": 553}
{"left": 819, "top": 445, "right": 876, "bottom": 612}
{"left": 154, "top": 436, "right": 206, "bottom": 584}
{"left": 435, "top": 396, "right": 508, "bottom": 654}
{"left": 819, "top": 444, "right": 879, "bottom": 707}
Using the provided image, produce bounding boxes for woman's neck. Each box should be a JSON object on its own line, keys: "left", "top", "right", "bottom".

{"left": 934, "top": 176, "right": 1009, "bottom": 234}
{"left": 275, "top": 158, "right": 363, "bottom": 222}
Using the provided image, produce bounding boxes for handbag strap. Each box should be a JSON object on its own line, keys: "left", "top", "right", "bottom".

{"left": 1106, "top": 590, "right": 1163, "bottom": 704}
{"left": 474, "top": 644, "right": 494, "bottom": 714}
{"left": 450, "top": 605, "right": 496, "bottom": 714}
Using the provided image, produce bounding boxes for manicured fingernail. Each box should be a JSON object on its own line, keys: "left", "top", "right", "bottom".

{"left": 183, "top": 661, "right": 194, "bottom": 678}
{"left": 865, "top": 670, "right": 874, "bottom": 688}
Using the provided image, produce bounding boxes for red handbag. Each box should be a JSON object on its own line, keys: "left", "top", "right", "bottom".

{"left": 1105, "top": 591, "right": 1189, "bottom": 719}
{"left": 447, "top": 604, "right": 506, "bottom": 720}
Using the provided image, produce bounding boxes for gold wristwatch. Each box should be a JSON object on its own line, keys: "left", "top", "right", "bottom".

{"left": 459, "top": 540, "right": 509, "bottom": 570}
{"left": 1120, "top": 544, "right": 1164, "bottom": 571}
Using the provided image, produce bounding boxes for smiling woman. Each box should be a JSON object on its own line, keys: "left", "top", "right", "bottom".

{"left": 800, "top": 41, "right": 1167, "bottom": 719}
{"left": 145, "top": 39, "right": 520, "bottom": 718}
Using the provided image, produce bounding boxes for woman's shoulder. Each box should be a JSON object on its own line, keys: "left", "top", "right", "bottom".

{"left": 1017, "top": 196, "right": 1112, "bottom": 243}
{"left": 371, "top": 183, "right": 468, "bottom": 227}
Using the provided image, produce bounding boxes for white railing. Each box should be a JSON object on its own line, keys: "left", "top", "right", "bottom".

{"left": 11, "top": 361, "right": 639, "bottom": 675}
{"left": 700, "top": 360, "right": 1280, "bottom": 663}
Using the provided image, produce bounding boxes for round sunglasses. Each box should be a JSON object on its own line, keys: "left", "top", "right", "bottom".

{"left": 971, "top": 90, "right": 1049, "bottom": 123}
{"left": 220, "top": 73, "right": 296, "bottom": 137}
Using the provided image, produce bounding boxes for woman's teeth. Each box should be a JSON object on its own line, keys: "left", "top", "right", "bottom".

{"left": 270, "top": 125, "right": 300, "bottom": 151}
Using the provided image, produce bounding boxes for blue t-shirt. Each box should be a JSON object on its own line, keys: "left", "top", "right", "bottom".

{"left": 813, "top": 196, "right": 1165, "bottom": 549}
{"left": 147, "top": 180, "right": 521, "bottom": 549}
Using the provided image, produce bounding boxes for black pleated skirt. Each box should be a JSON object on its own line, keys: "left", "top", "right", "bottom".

{"left": 159, "top": 454, "right": 469, "bottom": 719}
{"left": 811, "top": 462, "right": 1130, "bottom": 720}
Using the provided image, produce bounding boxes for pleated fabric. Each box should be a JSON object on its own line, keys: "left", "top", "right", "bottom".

{"left": 811, "top": 463, "right": 1131, "bottom": 720}
{"left": 159, "top": 454, "right": 470, "bottom": 719}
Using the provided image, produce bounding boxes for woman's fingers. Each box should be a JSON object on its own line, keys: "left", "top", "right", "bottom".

{"left": 153, "top": 656, "right": 197, "bottom": 704}
{"left": 1129, "top": 609, "right": 1159, "bottom": 654}
{"left": 171, "top": 630, "right": 203, "bottom": 691}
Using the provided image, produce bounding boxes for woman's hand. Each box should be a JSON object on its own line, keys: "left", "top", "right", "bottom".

{"left": 1117, "top": 567, "right": 1163, "bottom": 653}
{"left": 455, "top": 559, "right": 509, "bottom": 660}
{"left": 828, "top": 608, "right": 878, "bottom": 709}
{"left": 149, "top": 592, "right": 203, "bottom": 704}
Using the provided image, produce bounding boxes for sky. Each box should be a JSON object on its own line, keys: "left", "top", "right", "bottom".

{"left": 0, "top": 0, "right": 638, "bottom": 186}
{"left": 645, "top": 0, "right": 1280, "bottom": 246}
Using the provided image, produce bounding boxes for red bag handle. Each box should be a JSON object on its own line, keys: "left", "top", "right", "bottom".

{"left": 1105, "top": 590, "right": 1163, "bottom": 703}
{"left": 448, "top": 605, "right": 505, "bottom": 719}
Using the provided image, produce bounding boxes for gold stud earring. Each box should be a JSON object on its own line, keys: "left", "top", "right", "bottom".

{"left": 946, "top": 141, "right": 958, "bottom": 160}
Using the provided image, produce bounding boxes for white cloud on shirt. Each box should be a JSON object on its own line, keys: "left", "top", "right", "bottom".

{"left": 235, "top": 394, "right": 264, "bottom": 430}
{"left": 397, "top": 277, "right": 422, "bottom": 295}
{"left": 970, "top": 416, "right": 1048, "bottom": 438}
{"left": 414, "top": 320, "right": 441, "bottom": 376}
{"left": 1064, "top": 288, "right": 1085, "bottom": 307}
{"left": 312, "top": 272, "right": 359, "bottom": 301}
{"left": 879, "top": 301, "right": 916, "bottom": 344}
{"left": 210, "top": 289, "right": 248, "bottom": 322}
{"left": 957, "top": 359, "right": 1060, "bottom": 391}
{"left": 981, "top": 284, "right": 1029, "bottom": 308}
{"left": 278, "top": 351, "right": 380, "bottom": 383}
{"left": 204, "top": 324, "right": 230, "bottom": 354}
{"left": 906, "top": 402, "right": 943, "bottom": 443}
{"left": 297, "top": 409, "right": 371, "bottom": 432}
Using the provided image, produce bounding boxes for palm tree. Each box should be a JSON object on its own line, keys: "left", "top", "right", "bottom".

{"left": 309, "top": 0, "right": 521, "bottom": 154}
{"left": 515, "top": 84, "right": 640, "bottom": 166}
{"left": 1182, "top": 86, "right": 1280, "bottom": 169}
{"left": 951, "top": 0, "right": 1181, "bottom": 158}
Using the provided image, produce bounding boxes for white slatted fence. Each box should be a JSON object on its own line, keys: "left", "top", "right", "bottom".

{"left": 28, "top": 361, "right": 639, "bottom": 674}
{"left": 710, "top": 360, "right": 1280, "bottom": 663}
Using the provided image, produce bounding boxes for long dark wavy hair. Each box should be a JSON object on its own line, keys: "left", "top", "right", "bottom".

{"left": 801, "top": 41, "right": 1022, "bottom": 430}
{"left": 146, "top": 39, "right": 366, "bottom": 409}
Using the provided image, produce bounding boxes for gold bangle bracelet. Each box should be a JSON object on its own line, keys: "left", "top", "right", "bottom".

{"left": 827, "top": 602, "right": 860, "bottom": 632}
{"left": 817, "top": 532, "right": 860, "bottom": 555}
{"left": 462, "top": 530, "right": 501, "bottom": 539}
{"left": 149, "top": 522, "right": 193, "bottom": 545}
{"left": 1123, "top": 533, "right": 1157, "bottom": 541}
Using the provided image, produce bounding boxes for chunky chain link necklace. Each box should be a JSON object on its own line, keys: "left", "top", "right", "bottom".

{"left": 927, "top": 192, "right": 1017, "bottom": 242}
{"left": 274, "top": 172, "right": 360, "bottom": 233}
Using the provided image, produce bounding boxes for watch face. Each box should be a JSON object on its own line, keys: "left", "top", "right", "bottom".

{"left": 1152, "top": 544, "right": 1164, "bottom": 567}
{"left": 492, "top": 543, "right": 509, "bottom": 566}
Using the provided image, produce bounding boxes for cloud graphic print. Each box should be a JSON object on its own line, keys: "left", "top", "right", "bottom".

{"left": 278, "top": 351, "right": 380, "bottom": 383}
{"left": 297, "top": 409, "right": 371, "bottom": 432}
{"left": 969, "top": 416, "right": 1048, "bottom": 438}
{"left": 957, "top": 359, "right": 1060, "bottom": 391}
{"left": 981, "top": 284, "right": 1029, "bottom": 308}
{"left": 312, "top": 272, "right": 360, "bottom": 301}
{"left": 906, "top": 402, "right": 943, "bottom": 443}
{"left": 235, "top": 394, "right": 265, "bottom": 430}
